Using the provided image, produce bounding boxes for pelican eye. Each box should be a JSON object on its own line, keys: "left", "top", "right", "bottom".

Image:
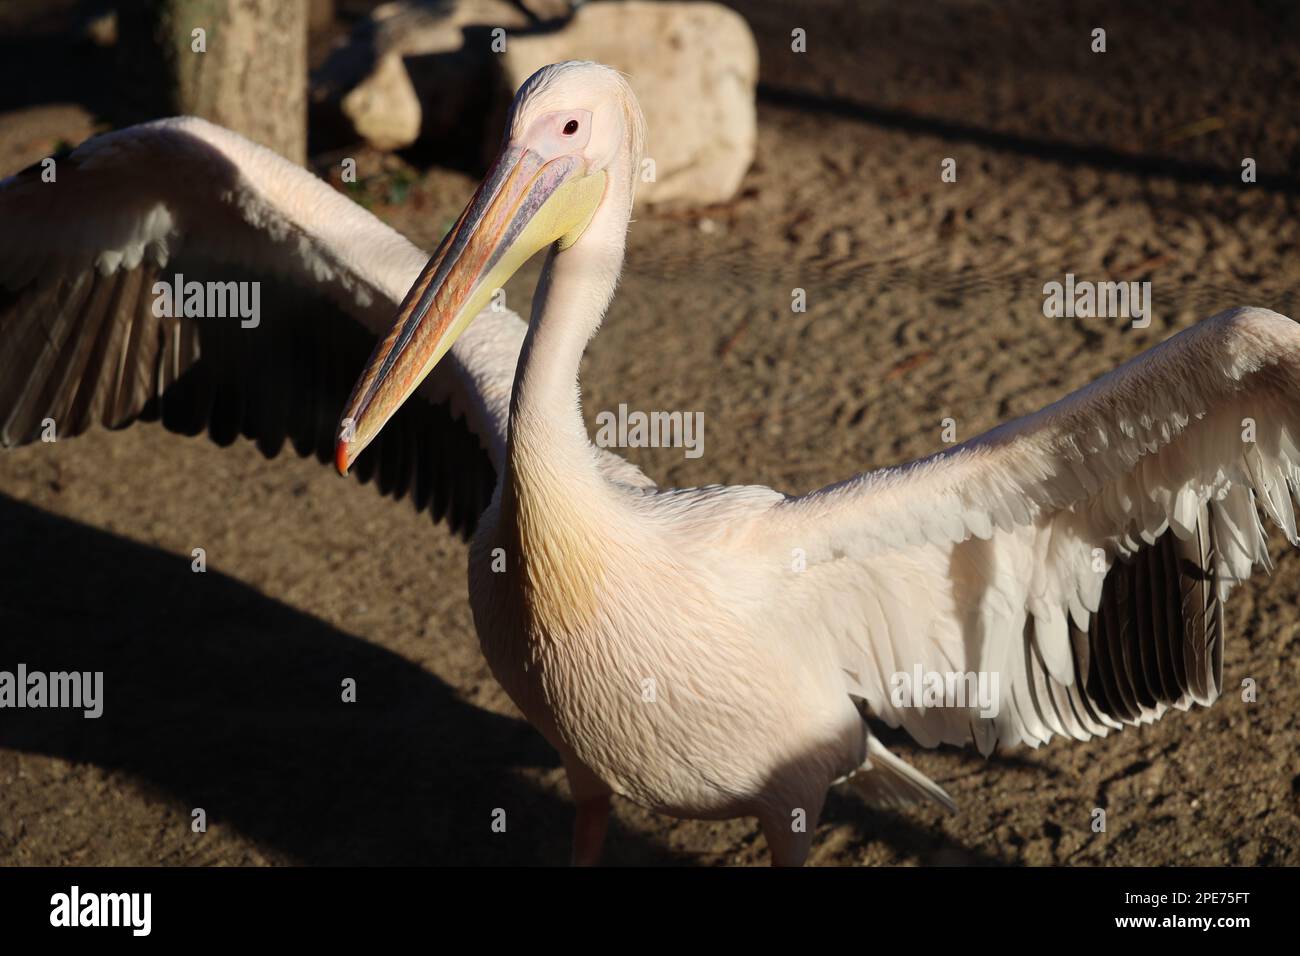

{"left": 563, "top": 120, "right": 579, "bottom": 135}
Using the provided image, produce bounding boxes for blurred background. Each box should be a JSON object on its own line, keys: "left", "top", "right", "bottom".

{"left": 1, "top": 1, "right": 1297, "bottom": 866}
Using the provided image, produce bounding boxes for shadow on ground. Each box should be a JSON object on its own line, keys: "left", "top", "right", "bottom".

{"left": 0, "top": 494, "right": 682, "bottom": 865}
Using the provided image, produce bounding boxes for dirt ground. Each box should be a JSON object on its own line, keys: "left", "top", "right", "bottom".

{"left": 0, "top": 1, "right": 1298, "bottom": 865}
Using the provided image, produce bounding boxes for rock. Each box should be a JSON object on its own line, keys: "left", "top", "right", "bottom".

{"left": 341, "top": 50, "right": 422, "bottom": 151}
{"left": 322, "top": 0, "right": 759, "bottom": 206}
{"left": 495, "top": 1, "right": 758, "bottom": 207}
{"left": 327, "top": 0, "right": 531, "bottom": 151}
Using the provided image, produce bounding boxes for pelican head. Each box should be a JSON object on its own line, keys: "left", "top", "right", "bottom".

{"left": 335, "top": 60, "right": 645, "bottom": 474}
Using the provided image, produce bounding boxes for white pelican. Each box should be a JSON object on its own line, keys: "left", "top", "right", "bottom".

{"left": 3, "top": 61, "right": 1299, "bottom": 866}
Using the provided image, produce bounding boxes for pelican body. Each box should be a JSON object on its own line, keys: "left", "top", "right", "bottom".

{"left": 332, "top": 64, "right": 893, "bottom": 863}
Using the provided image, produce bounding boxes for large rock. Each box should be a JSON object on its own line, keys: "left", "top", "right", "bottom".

{"left": 320, "top": 0, "right": 758, "bottom": 208}
{"left": 495, "top": 1, "right": 758, "bottom": 207}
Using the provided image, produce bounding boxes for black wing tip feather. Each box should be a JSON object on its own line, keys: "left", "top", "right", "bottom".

{"left": 1079, "top": 503, "right": 1224, "bottom": 728}
{"left": 0, "top": 264, "right": 496, "bottom": 541}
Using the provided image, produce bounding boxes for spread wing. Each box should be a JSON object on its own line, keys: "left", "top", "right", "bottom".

{"left": 0, "top": 117, "right": 650, "bottom": 536}
{"left": 760, "top": 307, "right": 1300, "bottom": 753}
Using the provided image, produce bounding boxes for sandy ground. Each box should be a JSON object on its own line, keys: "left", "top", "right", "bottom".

{"left": 1, "top": 1, "right": 1298, "bottom": 865}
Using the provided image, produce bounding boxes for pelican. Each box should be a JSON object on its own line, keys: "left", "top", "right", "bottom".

{"left": 3, "top": 61, "right": 1299, "bottom": 867}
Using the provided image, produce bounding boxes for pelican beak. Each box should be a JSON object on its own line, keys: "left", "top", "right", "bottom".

{"left": 334, "top": 146, "right": 606, "bottom": 475}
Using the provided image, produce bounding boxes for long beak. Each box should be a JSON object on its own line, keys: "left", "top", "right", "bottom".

{"left": 334, "top": 146, "right": 607, "bottom": 474}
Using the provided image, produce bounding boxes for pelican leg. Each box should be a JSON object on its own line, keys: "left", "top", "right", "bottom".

{"left": 564, "top": 758, "right": 612, "bottom": 866}
{"left": 758, "top": 788, "right": 825, "bottom": 867}
{"left": 759, "top": 815, "right": 813, "bottom": 867}
{"left": 572, "top": 793, "right": 612, "bottom": 866}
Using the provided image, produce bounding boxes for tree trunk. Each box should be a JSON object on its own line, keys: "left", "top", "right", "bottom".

{"left": 119, "top": 0, "right": 307, "bottom": 164}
